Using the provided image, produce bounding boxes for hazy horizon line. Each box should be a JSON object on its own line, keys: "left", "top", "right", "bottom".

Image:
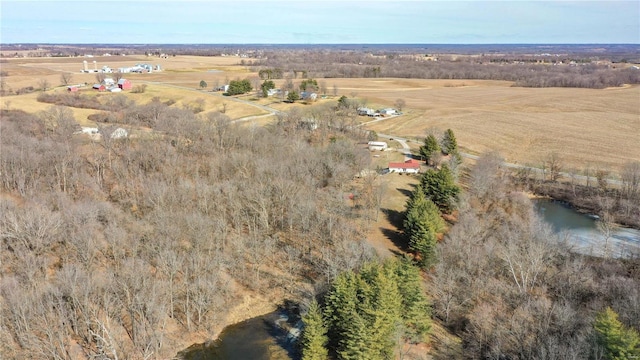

{"left": 3, "top": 42, "right": 639, "bottom": 46}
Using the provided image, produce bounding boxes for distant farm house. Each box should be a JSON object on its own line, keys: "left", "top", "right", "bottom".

{"left": 388, "top": 159, "right": 421, "bottom": 174}
{"left": 79, "top": 127, "right": 99, "bottom": 135}
{"left": 92, "top": 84, "right": 106, "bottom": 92}
{"left": 379, "top": 108, "right": 397, "bottom": 116}
{"left": 266, "top": 88, "right": 280, "bottom": 97}
{"left": 300, "top": 91, "right": 317, "bottom": 101}
{"left": 109, "top": 128, "right": 129, "bottom": 139}
{"left": 368, "top": 141, "right": 388, "bottom": 151}
{"left": 117, "top": 79, "right": 132, "bottom": 90}
{"left": 67, "top": 85, "right": 79, "bottom": 92}
{"left": 357, "top": 107, "right": 376, "bottom": 117}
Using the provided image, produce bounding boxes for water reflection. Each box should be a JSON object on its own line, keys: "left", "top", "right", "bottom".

{"left": 534, "top": 199, "right": 640, "bottom": 258}
{"left": 177, "top": 311, "right": 298, "bottom": 360}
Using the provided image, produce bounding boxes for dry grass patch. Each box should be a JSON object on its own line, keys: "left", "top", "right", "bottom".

{"left": 364, "top": 170, "right": 418, "bottom": 258}
{"left": 2, "top": 91, "right": 96, "bottom": 126}
{"left": 2, "top": 83, "right": 268, "bottom": 126}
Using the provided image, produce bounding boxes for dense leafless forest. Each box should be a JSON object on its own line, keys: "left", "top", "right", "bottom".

{"left": 253, "top": 50, "right": 640, "bottom": 88}
{"left": 3, "top": 44, "right": 639, "bottom": 89}
{"left": 1, "top": 42, "right": 639, "bottom": 359}
{"left": 0, "top": 101, "right": 381, "bottom": 359}
{"left": 430, "top": 152, "right": 640, "bottom": 359}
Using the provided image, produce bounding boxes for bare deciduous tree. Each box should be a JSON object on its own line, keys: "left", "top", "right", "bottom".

{"left": 60, "top": 72, "right": 74, "bottom": 86}
{"left": 544, "top": 152, "right": 563, "bottom": 182}
{"left": 38, "top": 78, "right": 50, "bottom": 91}
{"left": 621, "top": 161, "right": 640, "bottom": 199}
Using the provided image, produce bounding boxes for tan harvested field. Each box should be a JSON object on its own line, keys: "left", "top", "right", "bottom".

{"left": 327, "top": 78, "right": 639, "bottom": 173}
{"left": 1, "top": 55, "right": 254, "bottom": 91}
{"left": 1, "top": 55, "right": 266, "bottom": 124}
{"left": 3, "top": 56, "right": 638, "bottom": 173}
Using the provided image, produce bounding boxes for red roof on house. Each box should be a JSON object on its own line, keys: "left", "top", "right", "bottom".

{"left": 388, "top": 159, "right": 421, "bottom": 169}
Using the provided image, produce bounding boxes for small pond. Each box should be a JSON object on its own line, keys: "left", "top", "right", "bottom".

{"left": 178, "top": 199, "right": 640, "bottom": 360}
{"left": 177, "top": 311, "right": 299, "bottom": 360}
{"left": 534, "top": 198, "right": 640, "bottom": 258}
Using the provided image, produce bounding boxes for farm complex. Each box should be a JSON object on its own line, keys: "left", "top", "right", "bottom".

{"left": 1, "top": 43, "right": 639, "bottom": 360}
{"left": 1, "top": 46, "right": 638, "bottom": 173}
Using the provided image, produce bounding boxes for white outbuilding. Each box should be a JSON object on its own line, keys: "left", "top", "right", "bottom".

{"left": 368, "top": 141, "right": 388, "bottom": 151}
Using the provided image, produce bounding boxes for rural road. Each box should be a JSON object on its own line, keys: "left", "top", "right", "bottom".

{"left": 141, "top": 80, "right": 283, "bottom": 122}
{"left": 143, "top": 80, "right": 621, "bottom": 187}
{"left": 376, "top": 133, "right": 622, "bottom": 186}
{"left": 378, "top": 133, "right": 412, "bottom": 160}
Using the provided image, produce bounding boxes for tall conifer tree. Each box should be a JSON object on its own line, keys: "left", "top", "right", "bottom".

{"left": 300, "top": 300, "right": 329, "bottom": 360}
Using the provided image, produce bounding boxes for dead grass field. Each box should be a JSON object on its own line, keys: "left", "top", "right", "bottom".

{"left": 326, "top": 78, "right": 639, "bottom": 173}
{"left": 1, "top": 55, "right": 266, "bottom": 124}
{"left": 1, "top": 55, "right": 253, "bottom": 90}
{"left": 3, "top": 56, "right": 638, "bottom": 173}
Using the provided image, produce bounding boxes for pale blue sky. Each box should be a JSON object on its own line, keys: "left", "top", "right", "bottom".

{"left": 1, "top": 1, "right": 638, "bottom": 44}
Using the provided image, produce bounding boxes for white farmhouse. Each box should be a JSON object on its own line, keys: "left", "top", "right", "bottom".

{"left": 379, "top": 108, "right": 397, "bottom": 116}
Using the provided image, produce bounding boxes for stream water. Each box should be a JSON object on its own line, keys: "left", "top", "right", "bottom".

{"left": 534, "top": 198, "right": 640, "bottom": 258}
{"left": 176, "top": 311, "right": 298, "bottom": 360}
{"left": 178, "top": 199, "right": 640, "bottom": 360}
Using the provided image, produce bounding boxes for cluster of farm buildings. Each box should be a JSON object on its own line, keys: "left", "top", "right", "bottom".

{"left": 80, "top": 60, "right": 161, "bottom": 74}
{"left": 357, "top": 107, "right": 399, "bottom": 117}
{"left": 67, "top": 78, "right": 132, "bottom": 93}
{"left": 76, "top": 126, "right": 128, "bottom": 140}
{"left": 367, "top": 141, "right": 422, "bottom": 174}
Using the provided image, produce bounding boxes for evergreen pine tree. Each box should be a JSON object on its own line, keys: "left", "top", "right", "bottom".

{"left": 408, "top": 221, "right": 438, "bottom": 268}
{"left": 420, "top": 164, "right": 460, "bottom": 213}
{"left": 320, "top": 260, "right": 433, "bottom": 358}
{"left": 404, "top": 187, "right": 445, "bottom": 235}
{"left": 324, "top": 272, "right": 359, "bottom": 352}
{"left": 301, "top": 300, "right": 329, "bottom": 360}
{"left": 419, "top": 134, "right": 440, "bottom": 165}
{"left": 337, "top": 312, "right": 374, "bottom": 360}
{"left": 366, "top": 264, "right": 403, "bottom": 359}
{"left": 594, "top": 307, "right": 640, "bottom": 360}
{"left": 441, "top": 129, "right": 458, "bottom": 155}
{"left": 405, "top": 183, "right": 426, "bottom": 212}
{"left": 404, "top": 186, "right": 445, "bottom": 267}
{"left": 393, "top": 257, "right": 432, "bottom": 342}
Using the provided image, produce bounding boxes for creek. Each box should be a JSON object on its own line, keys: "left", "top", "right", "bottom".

{"left": 178, "top": 199, "right": 640, "bottom": 360}
{"left": 176, "top": 311, "right": 299, "bottom": 360}
{"left": 534, "top": 198, "right": 640, "bottom": 258}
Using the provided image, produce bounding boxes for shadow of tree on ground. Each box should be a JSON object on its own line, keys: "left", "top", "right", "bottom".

{"left": 380, "top": 207, "right": 411, "bottom": 253}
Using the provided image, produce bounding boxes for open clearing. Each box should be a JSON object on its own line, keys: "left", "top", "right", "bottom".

{"left": 2, "top": 56, "right": 638, "bottom": 173}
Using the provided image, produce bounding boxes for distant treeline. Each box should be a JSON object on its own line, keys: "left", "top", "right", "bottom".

{"left": 255, "top": 50, "right": 640, "bottom": 89}
{"left": 3, "top": 43, "right": 639, "bottom": 60}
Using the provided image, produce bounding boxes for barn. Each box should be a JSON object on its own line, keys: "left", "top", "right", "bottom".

{"left": 92, "top": 84, "right": 106, "bottom": 92}
{"left": 67, "top": 86, "right": 79, "bottom": 92}
{"left": 117, "top": 79, "right": 132, "bottom": 90}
